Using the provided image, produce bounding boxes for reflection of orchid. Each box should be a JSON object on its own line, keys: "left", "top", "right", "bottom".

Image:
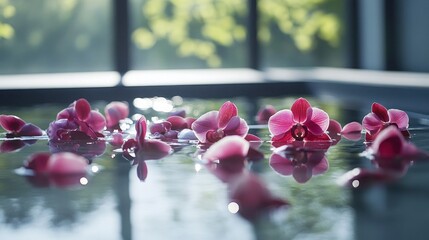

{"left": 104, "top": 101, "right": 129, "bottom": 131}
{"left": 362, "top": 102, "right": 409, "bottom": 141}
{"left": 202, "top": 136, "right": 288, "bottom": 220}
{"left": 47, "top": 98, "right": 106, "bottom": 141}
{"left": 122, "top": 116, "right": 173, "bottom": 181}
{"left": 0, "top": 114, "right": 43, "bottom": 137}
{"left": 192, "top": 101, "right": 249, "bottom": 144}
{"left": 268, "top": 98, "right": 330, "bottom": 146}
{"left": 270, "top": 146, "right": 329, "bottom": 183}
{"left": 22, "top": 152, "right": 89, "bottom": 188}
{"left": 49, "top": 139, "right": 106, "bottom": 160}
{"left": 0, "top": 139, "right": 37, "bottom": 153}
{"left": 228, "top": 172, "right": 289, "bottom": 221}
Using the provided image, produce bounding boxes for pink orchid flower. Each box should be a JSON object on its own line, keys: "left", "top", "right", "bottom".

{"left": 268, "top": 98, "right": 330, "bottom": 145}
{"left": 0, "top": 114, "right": 43, "bottom": 137}
{"left": 47, "top": 98, "right": 106, "bottom": 141}
{"left": 270, "top": 146, "right": 329, "bottom": 183}
{"left": 228, "top": 172, "right": 289, "bottom": 221}
{"left": 122, "top": 116, "right": 173, "bottom": 181}
{"left": 362, "top": 102, "right": 409, "bottom": 142}
{"left": 104, "top": 101, "right": 129, "bottom": 131}
{"left": 191, "top": 101, "right": 249, "bottom": 144}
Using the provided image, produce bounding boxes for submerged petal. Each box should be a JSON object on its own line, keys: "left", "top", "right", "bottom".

{"left": 388, "top": 109, "right": 409, "bottom": 130}
{"left": 203, "top": 136, "right": 249, "bottom": 162}
{"left": 47, "top": 152, "right": 88, "bottom": 175}
{"left": 268, "top": 110, "right": 294, "bottom": 136}
{"left": 269, "top": 153, "right": 294, "bottom": 176}
{"left": 371, "top": 126, "right": 404, "bottom": 159}
{"left": 304, "top": 107, "right": 330, "bottom": 135}
{"left": 291, "top": 98, "right": 311, "bottom": 123}
{"left": 372, "top": 103, "right": 389, "bottom": 122}
{"left": 137, "top": 161, "right": 148, "bottom": 181}
{"left": 191, "top": 111, "right": 219, "bottom": 143}
{"left": 139, "top": 139, "right": 172, "bottom": 160}
{"left": 218, "top": 101, "right": 238, "bottom": 128}
{"left": 341, "top": 122, "right": 363, "bottom": 141}
{"left": 24, "top": 152, "right": 51, "bottom": 174}
{"left": 75, "top": 98, "right": 91, "bottom": 121}
{"left": 0, "top": 115, "right": 26, "bottom": 133}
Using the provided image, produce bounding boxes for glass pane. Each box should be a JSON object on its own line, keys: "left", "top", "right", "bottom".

{"left": 260, "top": 0, "right": 346, "bottom": 68}
{"left": 0, "top": 0, "right": 112, "bottom": 74}
{"left": 131, "top": 0, "right": 248, "bottom": 69}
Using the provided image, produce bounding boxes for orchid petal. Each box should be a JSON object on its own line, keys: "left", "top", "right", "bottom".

{"left": 203, "top": 136, "right": 249, "bottom": 162}
{"left": 122, "top": 139, "right": 137, "bottom": 160}
{"left": 341, "top": 122, "right": 362, "bottom": 134}
{"left": 256, "top": 105, "right": 276, "bottom": 124}
{"left": 105, "top": 101, "right": 129, "bottom": 127}
{"left": 191, "top": 111, "right": 219, "bottom": 143}
{"left": 56, "top": 107, "right": 75, "bottom": 120}
{"left": 0, "top": 115, "right": 26, "bottom": 133}
{"left": 312, "top": 157, "right": 329, "bottom": 175}
{"left": 293, "top": 165, "right": 312, "bottom": 183}
{"left": 75, "top": 98, "right": 91, "bottom": 121}
{"left": 139, "top": 139, "right": 172, "bottom": 160}
{"left": 18, "top": 123, "right": 43, "bottom": 136}
{"left": 362, "top": 113, "right": 383, "bottom": 134}
{"left": 47, "top": 152, "right": 88, "bottom": 175}
{"left": 372, "top": 103, "right": 389, "bottom": 122}
{"left": 271, "top": 132, "right": 294, "bottom": 147}
{"left": 218, "top": 101, "right": 238, "bottom": 128}
{"left": 268, "top": 110, "right": 294, "bottom": 136}
{"left": 304, "top": 107, "right": 330, "bottom": 135}
{"left": 291, "top": 98, "right": 311, "bottom": 123}
{"left": 150, "top": 122, "right": 170, "bottom": 135}
{"left": 86, "top": 111, "right": 106, "bottom": 132}
{"left": 137, "top": 161, "right": 148, "bottom": 181}
{"left": 136, "top": 116, "right": 147, "bottom": 146}
{"left": 371, "top": 126, "right": 404, "bottom": 159}
{"left": 224, "top": 118, "right": 249, "bottom": 138}
{"left": 327, "top": 119, "right": 342, "bottom": 143}
{"left": 167, "top": 116, "right": 188, "bottom": 130}
{"left": 223, "top": 116, "right": 240, "bottom": 131}
{"left": 24, "top": 152, "right": 51, "bottom": 174}
{"left": 388, "top": 109, "right": 409, "bottom": 129}
{"left": 184, "top": 117, "right": 196, "bottom": 129}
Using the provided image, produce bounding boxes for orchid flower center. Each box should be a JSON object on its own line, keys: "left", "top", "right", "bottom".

{"left": 291, "top": 124, "right": 308, "bottom": 141}
{"left": 206, "top": 129, "right": 225, "bottom": 143}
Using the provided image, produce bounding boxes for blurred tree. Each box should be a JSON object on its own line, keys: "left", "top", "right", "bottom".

{"left": 0, "top": 0, "right": 15, "bottom": 40}
{"left": 132, "top": 0, "right": 342, "bottom": 68}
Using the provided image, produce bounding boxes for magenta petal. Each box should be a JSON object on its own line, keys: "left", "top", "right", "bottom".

{"left": 225, "top": 118, "right": 249, "bottom": 138}
{"left": 388, "top": 109, "right": 409, "bottom": 130}
{"left": 47, "top": 152, "right": 88, "bottom": 175}
{"left": 56, "top": 107, "right": 75, "bottom": 120}
{"left": 224, "top": 116, "right": 240, "bottom": 131}
{"left": 24, "top": 152, "right": 51, "bottom": 174}
{"left": 268, "top": 110, "right": 294, "bottom": 136}
{"left": 75, "top": 98, "right": 91, "bottom": 121}
{"left": 327, "top": 119, "right": 342, "bottom": 143}
{"left": 371, "top": 126, "right": 404, "bottom": 159}
{"left": 136, "top": 116, "right": 148, "bottom": 146}
{"left": 372, "top": 103, "right": 389, "bottom": 122}
{"left": 137, "top": 161, "right": 148, "bottom": 181}
{"left": 0, "top": 115, "right": 26, "bottom": 132}
{"left": 362, "top": 113, "right": 383, "bottom": 134}
{"left": 86, "top": 111, "right": 106, "bottom": 132}
{"left": 167, "top": 116, "right": 188, "bottom": 130}
{"left": 304, "top": 107, "right": 330, "bottom": 135}
{"left": 105, "top": 101, "right": 129, "bottom": 127}
{"left": 218, "top": 101, "right": 238, "bottom": 128}
{"left": 203, "top": 136, "right": 249, "bottom": 162}
{"left": 291, "top": 98, "right": 311, "bottom": 123}
{"left": 184, "top": 117, "right": 196, "bottom": 129}
{"left": 191, "top": 111, "right": 219, "bottom": 143}
{"left": 256, "top": 105, "right": 277, "bottom": 124}
{"left": 269, "top": 153, "right": 294, "bottom": 176}
{"left": 342, "top": 122, "right": 362, "bottom": 134}
{"left": 293, "top": 165, "right": 312, "bottom": 183}
{"left": 139, "top": 139, "right": 172, "bottom": 160}
{"left": 17, "top": 123, "right": 43, "bottom": 136}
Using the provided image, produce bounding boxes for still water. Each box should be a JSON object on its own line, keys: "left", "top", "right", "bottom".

{"left": 1, "top": 97, "right": 429, "bottom": 240}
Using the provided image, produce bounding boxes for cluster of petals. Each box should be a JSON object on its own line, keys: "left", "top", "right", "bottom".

{"left": 47, "top": 98, "right": 106, "bottom": 141}
{"left": 0, "top": 115, "right": 43, "bottom": 137}
{"left": 150, "top": 115, "right": 196, "bottom": 141}
{"left": 192, "top": 101, "right": 249, "bottom": 144}
{"left": 268, "top": 98, "right": 330, "bottom": 145}
{"left": 362, "top": 102, "right": 409, "bottom": 142}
